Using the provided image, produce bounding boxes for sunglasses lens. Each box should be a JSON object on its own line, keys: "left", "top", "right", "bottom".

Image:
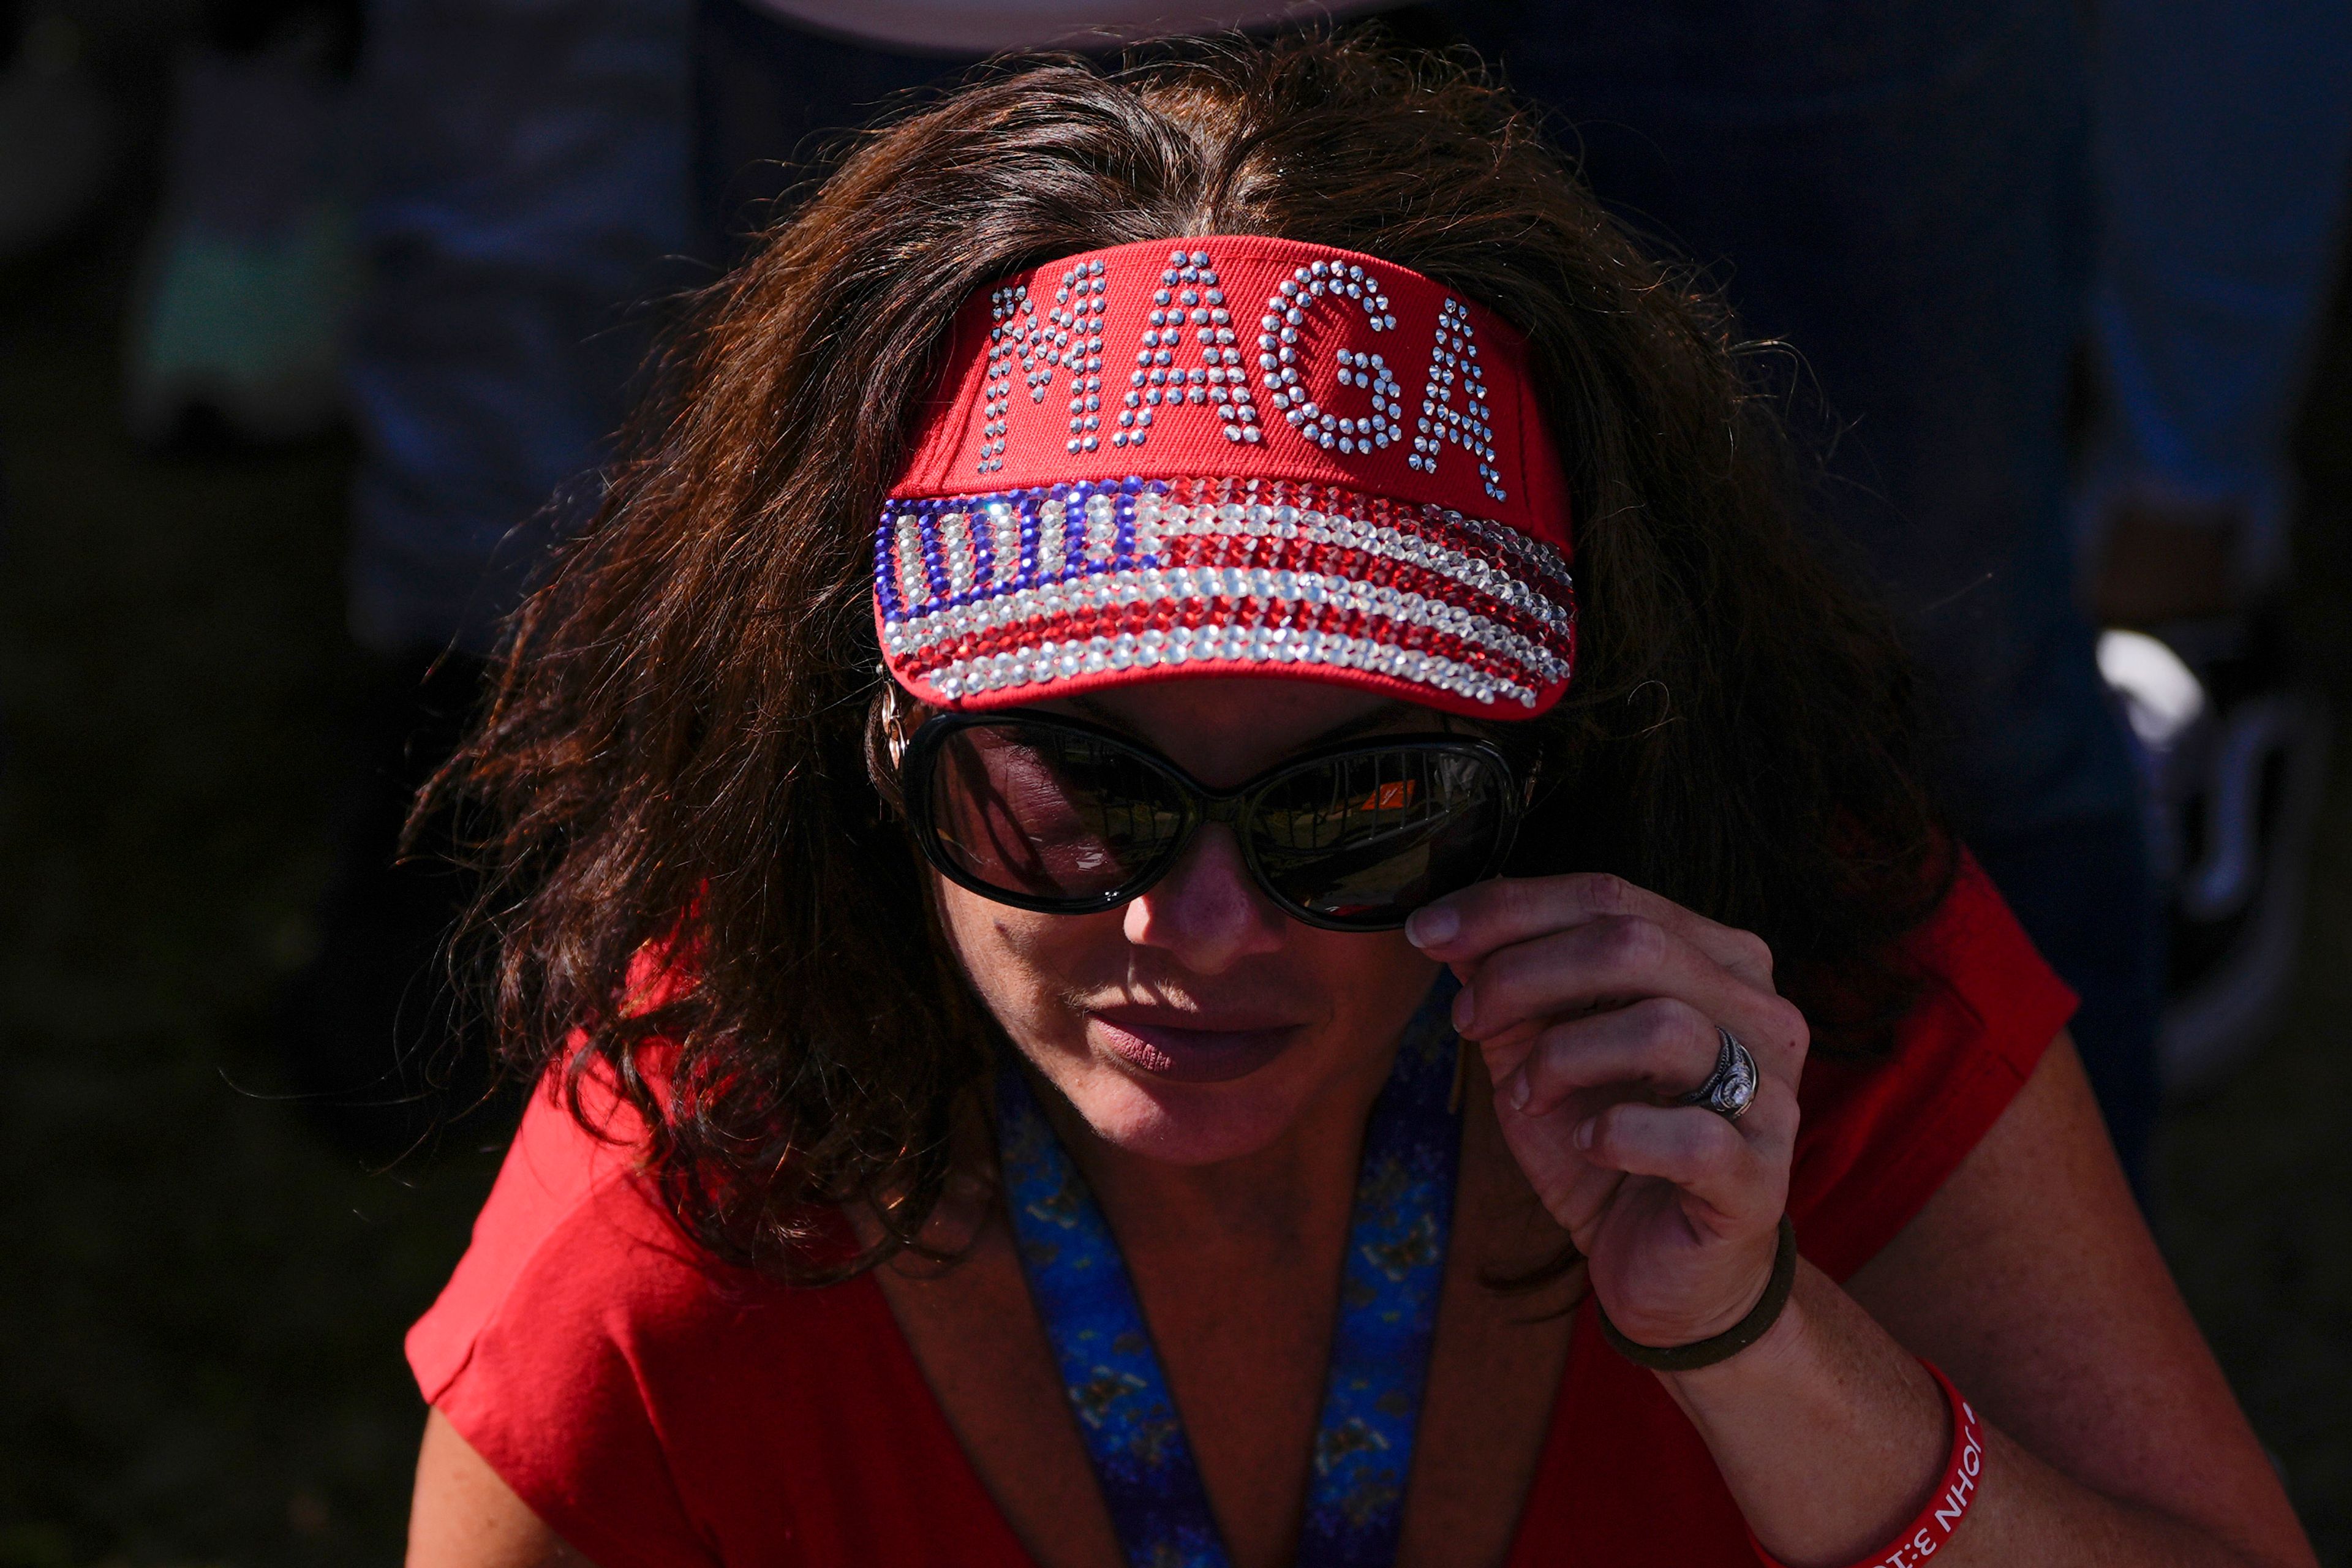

{"left": 1249, "top": 748, "right": 1511, "bottom": 925}
{"left": 922, "top": 722, "right": 1190, "bottom": 907}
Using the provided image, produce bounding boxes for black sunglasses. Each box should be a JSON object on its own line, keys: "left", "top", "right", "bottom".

{"left": 899, "top": 710, "right": 1523, "bottom": 931}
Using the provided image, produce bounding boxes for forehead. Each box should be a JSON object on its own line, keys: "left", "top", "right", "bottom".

{"left": 1036, "top": 677, "right": 1452, "bottom": 785}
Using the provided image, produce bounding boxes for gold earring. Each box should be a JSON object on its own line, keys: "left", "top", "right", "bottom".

{"left": 879, "top": 680, "right": 910, "bottom": 771}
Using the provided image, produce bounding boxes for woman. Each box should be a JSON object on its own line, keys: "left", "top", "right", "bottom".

{"left": 403, "top": 37, "right": 2315, "bottom": 1568}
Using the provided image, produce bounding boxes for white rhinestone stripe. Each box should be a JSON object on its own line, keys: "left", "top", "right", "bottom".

{"left": 988, "top": 503, "right": 1022, "bottom": 588}
{"left": 940, "top": 510, "right": 978, "bottom": 598}
{"left": 1127, "top": 494, "right": 1573, "bottom": 639}
{"left": 881, "top": 562, "right": 1568, "bottom": 690}
{"left": 922, "top": 626, "right": 1542, "bottom": 709}
{"left": 892, "top": 514, "right": 928, "bottom": 609}
{"left": 884, "top": 500, "right": 1569, "bottom": 638}
{"left": 1453, "top": 511, "right": 1573, "bottom": 598}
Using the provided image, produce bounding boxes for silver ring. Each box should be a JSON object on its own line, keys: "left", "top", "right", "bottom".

{"left": 1680, "top": 1027, "right": 1758, "bottom": 1121}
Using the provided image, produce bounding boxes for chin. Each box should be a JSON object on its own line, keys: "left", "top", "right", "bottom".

{"left": 1048, "top": 1044, "right": 1326, "bottom": 1167}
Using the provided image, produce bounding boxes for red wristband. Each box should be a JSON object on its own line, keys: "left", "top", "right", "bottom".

{"left": 1747, "top": 1359, "right": 1986, "bottom": 1568}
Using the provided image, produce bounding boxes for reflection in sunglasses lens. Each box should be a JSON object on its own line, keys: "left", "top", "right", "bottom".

{"left": 921, "top": 721, "right": 1507, "bottom": 925}
{"left": 927, "top": 725, "right": 1187, "bottom": 903}
{"left": 1252, "top": 751, "right": 1504, "bottom": 924}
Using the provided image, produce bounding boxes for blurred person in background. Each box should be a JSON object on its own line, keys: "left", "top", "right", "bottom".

{"left": 125, "top": 0, "right": 361, "bottom": 449}
{"left": 288, "top": 0, "right": 2177, "bottom": 1194}
{"left": 267, "top": 0, "right": 699, "bottom": 1155}
{"left": 2078, "top": 0, "right": 2352, "bottom": 1098}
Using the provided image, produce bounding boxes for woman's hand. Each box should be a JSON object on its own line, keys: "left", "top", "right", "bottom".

{"left": 1406, "top": 873, "right": 1807, "bottom": 1349}
{"left": 1411, "top": 877, "right": 2316, "bottom": 1568}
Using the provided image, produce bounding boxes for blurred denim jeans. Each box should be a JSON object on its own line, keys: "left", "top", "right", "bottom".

{"left": 2087, "top": 0, "right": 2352, "bottom": 583}
{"left": 344, "top": 0, "right": 695, "bottom": 657}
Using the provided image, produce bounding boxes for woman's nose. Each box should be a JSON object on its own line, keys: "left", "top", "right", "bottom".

{"left": 1122, "top": 823, "right": 1288, "bottom": 972}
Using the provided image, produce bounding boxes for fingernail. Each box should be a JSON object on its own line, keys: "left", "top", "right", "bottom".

{"left": 1450, "top": 985, "right": 1474, "bottom": 1033}
{"left": 1574, "top": 1117, "right": 1598, "bottom": 1150}
{"left": 1509, "top": 1069, "right": 1531, "bottom": 1110}
{"left": 1406, "top": 905, "right": 1458, "bottom": 949}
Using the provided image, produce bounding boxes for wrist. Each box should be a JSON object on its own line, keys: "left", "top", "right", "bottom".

{"left": 1660, "top": 1273, "right": 1966, "bottom": 1567}
{"left": 1744, "top": 1360, "right": 1985, "bottom": 1568}
{"left": 1657, "top": 1263, "right": 1812, "bottom": 1396}
{"left": 1599, "top": 1216, "right": 1798, "bottom": 1373}
{"left": 1667, "top": 1232, "right": 1782, "bottom": 1345}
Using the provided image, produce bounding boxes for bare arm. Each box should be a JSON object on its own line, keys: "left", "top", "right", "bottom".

{"left": 407, "top": 1409, "right": 599, "bottom": 1568}
{"left": 1669, "top": 1035, "right": 2313, "bottom": 1567}
{"left": 1413, "top": 872, "right": 2316, "bottom": 1568}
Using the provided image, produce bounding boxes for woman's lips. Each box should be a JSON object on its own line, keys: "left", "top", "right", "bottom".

{"left": 1089, "top": 1013, "right": 1305, "bottom": 1084}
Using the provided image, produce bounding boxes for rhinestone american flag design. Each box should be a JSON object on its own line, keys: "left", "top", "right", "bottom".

{"left": 875, "top": 476, "right": 1575, "bottom": 713}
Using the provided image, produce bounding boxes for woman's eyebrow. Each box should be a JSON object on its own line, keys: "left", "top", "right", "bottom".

{"left": 1061, "top": 695, "right": 1147, "bottom": 737}
{"left": 1060, "top": 696, "right": 1424, "bottom": 752}
{"left": 1303, "top": 701, "right": 1419, "bottom": 747}
{"left": 1058, "top": 696, "right": 1420, "bottom": 756}
{"left": 1063, "top": 695, "right": 1420, "bottom": 748}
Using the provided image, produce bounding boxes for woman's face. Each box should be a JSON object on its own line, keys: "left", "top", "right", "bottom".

{"left": 933, "top": 677, "right": 1448, "bottom": 1167}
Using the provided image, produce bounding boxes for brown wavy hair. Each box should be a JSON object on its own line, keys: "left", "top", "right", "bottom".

{"left": 435, "top": 33, "right": 1954, "bottom": 1281}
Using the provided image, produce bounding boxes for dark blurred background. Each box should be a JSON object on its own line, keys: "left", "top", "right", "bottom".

{"left": 2, "top": 2, "right": 2348, "bottom": 1564}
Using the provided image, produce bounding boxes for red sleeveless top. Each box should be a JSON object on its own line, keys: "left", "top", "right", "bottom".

{"left": 409, "top": 859, "right": 2072, "bottom": 1567}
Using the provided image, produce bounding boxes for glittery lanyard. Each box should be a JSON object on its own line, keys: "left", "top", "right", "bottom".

{"left": 995, "top": 976, "right": 1461, "bottom": 1568}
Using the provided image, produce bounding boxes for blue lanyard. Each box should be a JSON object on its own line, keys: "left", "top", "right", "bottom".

{"left": 995, "top": 977, "right": 1461, "bottom": 1568}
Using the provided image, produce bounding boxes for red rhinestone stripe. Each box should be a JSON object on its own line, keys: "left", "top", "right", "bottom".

{"left": 897, "top": 597, "right": 1543, "bottom": 695}
{"left": 1149, "top": 534, "right": 1569, "bottom": 658}
{"left": 1148, "top": 474, "right": 1572, "bottom": 591}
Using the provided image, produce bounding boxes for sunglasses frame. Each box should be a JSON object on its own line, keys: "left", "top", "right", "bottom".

{"left": 900, "top": 709, "right": 1524, "bottom": 931}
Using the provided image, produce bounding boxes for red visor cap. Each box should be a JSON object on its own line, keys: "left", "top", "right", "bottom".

{"left": 875, "top": 236, "right": 1577, "bottom": 719}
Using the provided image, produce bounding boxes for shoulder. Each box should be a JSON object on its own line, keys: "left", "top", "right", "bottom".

{"left": 1787, "top": 853, "right": 2078, "bottom": 1280}
{"left": 407, "top": 1069, "right": 718, "bottom": 1409}
{"left": 408, "top": 1068, "right": 905, "bottom": 1568}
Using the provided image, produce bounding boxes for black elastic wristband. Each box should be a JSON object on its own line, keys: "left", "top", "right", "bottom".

{"left": 1597, "top": 1215, "right": 1799, "bottom": 1372}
